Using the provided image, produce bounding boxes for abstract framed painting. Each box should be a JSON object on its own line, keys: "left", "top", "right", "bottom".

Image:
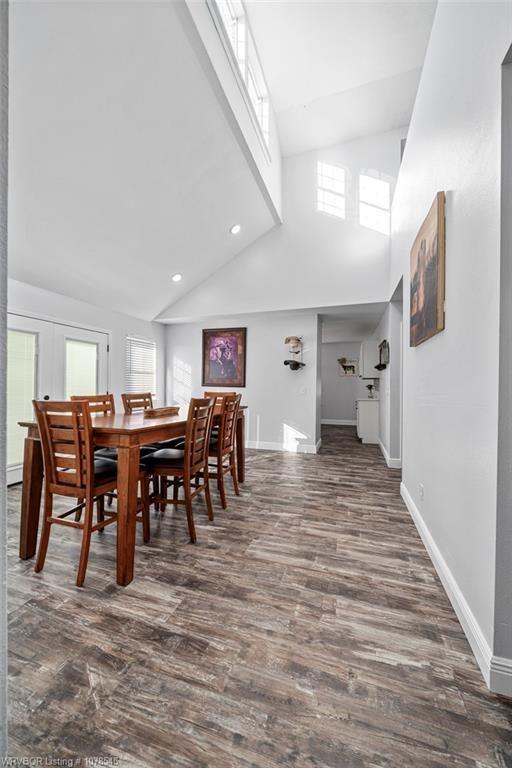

{"left": 410, "top": 191, "right": 446, "bottom": 347}
{"left": 202, "top": 327, "right": 247, "bottom": 388}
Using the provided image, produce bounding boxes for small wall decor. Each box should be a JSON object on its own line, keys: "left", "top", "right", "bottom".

{"left": 337, "top": 357, "right": 359, "bottom": 377}
{"left": 202, "top": 327, "right": 247, "bottom": 387}
{"left": 410, "top": 191, "right": 446, "bottom": 347}
{"left": 284, "top": 335, "right": 305, "bottom": 370}
{"left": 375, "top": 340, "right": 390, "bottom": 371}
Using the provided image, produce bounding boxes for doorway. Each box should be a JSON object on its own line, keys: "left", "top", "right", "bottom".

{"left": 6, "top": 313, "right": 109, "bottom": 484}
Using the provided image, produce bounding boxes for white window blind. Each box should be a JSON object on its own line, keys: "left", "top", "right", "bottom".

{"left": 125, "top": 336, "right": 156, "bottom": 395}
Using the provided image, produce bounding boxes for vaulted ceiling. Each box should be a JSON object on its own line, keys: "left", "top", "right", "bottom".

{"left": 8, "top": 1, "right": 276, "bottom": 320}
{"left": 246, "top": 0, "right": 437, "bottom": 156}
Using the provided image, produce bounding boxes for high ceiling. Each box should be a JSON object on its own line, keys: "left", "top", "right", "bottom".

{"left": 8, "top": 1, "right": 276, "bottom": 320}
{"left": 246, "top": 0, "right": 437, "bottom": 156}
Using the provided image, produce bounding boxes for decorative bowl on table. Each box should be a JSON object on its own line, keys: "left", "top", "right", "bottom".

{"left": 143, "top": 406, "right": 180, "bottom": 419}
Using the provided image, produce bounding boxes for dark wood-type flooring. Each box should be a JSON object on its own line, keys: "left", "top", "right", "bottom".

{"left": 7, "top": 426, "right": 512, "bottom": 766}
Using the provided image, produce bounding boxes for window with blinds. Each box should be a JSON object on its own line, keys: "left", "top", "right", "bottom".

{"left": 125, "top": 336, "right": 157, "bottom": 395}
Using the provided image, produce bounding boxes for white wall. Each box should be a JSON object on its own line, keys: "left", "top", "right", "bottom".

{"left": 166, "top": 312, "right": 320, "bottom": 453}
{"left": 321, "top": 342, "right": 366, "bottom": 424}
{"left": 8, "top": 279, "right": 166, "bottom": 405}
{"left": 0, "top": 3, "right": 7, "bottom": 756}
{"left": 390, "top": 1, "right": 512, "bottom": 689}
{"left": 158, "top": 127, "right": 405, "bottom": 321}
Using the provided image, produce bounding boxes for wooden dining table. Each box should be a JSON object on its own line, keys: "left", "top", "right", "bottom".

{"left": 18, "top": 405, "right": 246, "bottom": 586}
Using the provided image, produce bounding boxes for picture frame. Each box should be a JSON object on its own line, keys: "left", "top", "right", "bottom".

{"left": 338, "top": 357, "right": 359, "bottom": 377}
{"left": 410, "top": 191, "right": 446, "bottom": 347}
{"left": 202, "top": 327, "right": 247, "bottom": 388}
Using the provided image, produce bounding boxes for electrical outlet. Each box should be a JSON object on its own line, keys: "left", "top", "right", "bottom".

{"left": 419, "top": 483, "right": 424, "bottom": 501}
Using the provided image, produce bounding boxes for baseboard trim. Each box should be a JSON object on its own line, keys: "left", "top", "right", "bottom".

{"left": 321, "top": 419, "right": 357, "bottom": 426}
{"left": 490, "top": 656, "right": 512, "bottom": 696}
{"left": 379, "top": 440, "right": 402, "bottom": 469}
{"left": 316, "top": 438, "right": 322, "bottom": 453}
{"left": 400, "top": 482, "right": 495, "bottom": 690}
{"left": 246, "top": 440, "right": 318, "bottom": 454}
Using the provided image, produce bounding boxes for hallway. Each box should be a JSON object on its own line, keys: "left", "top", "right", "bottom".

{"left": 7, "top": 426, "right": 512, "bottom": 766}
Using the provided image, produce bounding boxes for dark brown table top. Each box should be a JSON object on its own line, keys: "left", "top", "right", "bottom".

{"left": 19, "top": 405, "right": 246, "bottom": 433}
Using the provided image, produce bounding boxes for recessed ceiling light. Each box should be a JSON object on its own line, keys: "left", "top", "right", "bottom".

{"left": 230, "top": 224, "right": 241, "bottom": 235}
{"left": 171, "top": 273, "right": 182, "bottom": 283}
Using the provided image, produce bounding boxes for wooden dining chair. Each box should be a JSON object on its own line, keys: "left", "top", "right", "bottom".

{"left": 143, "top": 398, "right": 215, "bottom": 543}
{"left": 203, "top": 390, "right": 237, "bottom": 403}
{"left": 33, "top": 400, "right": 150, "bottom": 587}
{"left": 207, "top": 393, "right": 241, "bottom": 509}
{"left": 121, "top": 392, "right": 153, "bottom": 414}
{"left": 71, "top": 393, "right": 118, "bottom": 461}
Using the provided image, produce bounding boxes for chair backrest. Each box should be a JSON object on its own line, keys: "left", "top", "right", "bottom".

{"left": 33, "top": 400, "right": 94, "bottom": 492}
{"left": 204, "top": 391, "right": 236, "bottom": 408}
{"left": 70, "top": 393, "right": 115, "bottom": 415}
{"left": 217, "top": 393, "right": 241, "bottom": 453}
{"left": 184, "top": 397, "right": 215, "bottom": 476}
{"left": 122, "top": 392, "right": 153, "bottom": 414}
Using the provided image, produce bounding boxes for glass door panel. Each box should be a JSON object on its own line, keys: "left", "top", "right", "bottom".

{"left": 65, "top": 339, "right": 98, "bottom": 398}
{"left": 7, "top": 330, "right": 37, "bottom": 467}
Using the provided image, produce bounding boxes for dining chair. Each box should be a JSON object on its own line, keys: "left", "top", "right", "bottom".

{"left": 121, "top": 392, "right": 154, "bottom": 414}
{"left": 71, "top": 393, "right": 118, "bottom": 461}
{"left": 143, "top": 398, "right": 215, "bottom": 543}
{"left": 33, "top": 399, "right": 150, "bottom": 587}
{"left": 207, "top": 393, "right": 241, "bottom": 509}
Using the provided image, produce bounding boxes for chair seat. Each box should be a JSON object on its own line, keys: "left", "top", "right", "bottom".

{"left": 95, "top": 446, "right": 157, "bottom": 461}
{"left": 143, "top": 448, "right": 185, "bottom": 469}
{"left": 93, "top": 458, "right": 118, "bottom": 483}
{"left": 156, "top": 437, "right": 186, "bottom": 450}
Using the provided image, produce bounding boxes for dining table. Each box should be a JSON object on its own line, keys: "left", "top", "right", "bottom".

{"left": 17, "top": 404, "right": 246, "bottom": 586}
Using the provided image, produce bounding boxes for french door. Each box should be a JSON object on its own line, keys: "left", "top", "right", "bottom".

{"left": 7, "top": 313, "right": 109, "bottom": 484}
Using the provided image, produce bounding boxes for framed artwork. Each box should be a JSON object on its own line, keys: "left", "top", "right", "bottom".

{"left": 202, "top": 327, "right": 247, "bottom": 387}
{"left": 337, "top": 357, "right": 359, "bottom": 377}
{"left": 410, "top": 191, "right": 446, "bottom": 347}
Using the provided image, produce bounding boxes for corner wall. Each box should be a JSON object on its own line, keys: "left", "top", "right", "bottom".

{"left": 166, "top": 313, "right": 320, "bottom": 453}
{"left": 0, "top": 3, "right": 7, "bottom": 756}
{"left": 390, "top": 1, "right": 512, "bottom": 690}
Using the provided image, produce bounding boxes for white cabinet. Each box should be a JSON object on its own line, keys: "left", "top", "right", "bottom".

{"left": 359, "top": 341, "right": 380, "bottom": 379}
{"left": 356, "top": 399, "right": 379, "bottom": 444}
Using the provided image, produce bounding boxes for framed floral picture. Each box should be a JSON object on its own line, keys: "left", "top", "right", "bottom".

{"left": 202, "top": 328, "right": 247, "bottom": 387}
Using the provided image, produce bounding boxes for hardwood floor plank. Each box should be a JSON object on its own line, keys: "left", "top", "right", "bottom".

{"left": 7, "top": 425, "right": 512, "bottom": 767}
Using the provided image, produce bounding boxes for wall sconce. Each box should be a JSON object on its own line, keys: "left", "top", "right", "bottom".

{"left": 284, "top": 336, "right": 306, "bottom": 370}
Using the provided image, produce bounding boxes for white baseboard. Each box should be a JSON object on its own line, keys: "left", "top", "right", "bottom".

{"left": 399, "top": 482, "right": 512, "bottom": 694}
{"left": 316, "top": 438, "right": 322, "bottom": 453}
{"left": 246, "top": 440, "right": 319, "bottom": 454}
{"left": 321, "top": 419, "right": 356, "bottom": 426}
{"left": 490, "top": 656, "right": 512, "bottom": 696}
{"left": 379, "top": 440, "right": 402, "bottom": 469}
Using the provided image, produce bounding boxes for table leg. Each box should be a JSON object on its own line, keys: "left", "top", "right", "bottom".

{"left": 236, "top": 412, "right": 245, "bottom": 484}
{"left": 116, "top": 444, "right": 140, "bottom": 586}
{"left": 19, "top": 436, "right": 44, "bottom": 560}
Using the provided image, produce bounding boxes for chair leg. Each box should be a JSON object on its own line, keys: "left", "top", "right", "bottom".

{"left": 184, "top": 486, "right": 197, "bottom": 544}
{"left": 76, "top": 497, "right": 94, "bottom": 588}
{"left": 172, "top": 476, "right": 179, "bottom": 507}
{"left": 97, "top": 495, "right": 105, "bottom": 532}
{"left": 230, "top": 452, "right": 240, "bottom": 496}
{"left": 152, "top": 476, "right": 160, "bottom": 511}
{"left": 218, "top": 457, "right": 227, "bottom": 509}
{"left": 160, "top": 474, "right": 168, "bottom": 511}
{"left": 106, "top": 493, "right": 114, "bottom": 508}
{"left": 35, "top": 489, "right": 53, "bottom": 573}
{"left": 141, "top": 477, "right": 150, "bottom": 544}
{"left": 74, "top": 497, "right": 84, "bottom": 522}
{"left": 204, "top": 470, "right": 214, "bottom": 522}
